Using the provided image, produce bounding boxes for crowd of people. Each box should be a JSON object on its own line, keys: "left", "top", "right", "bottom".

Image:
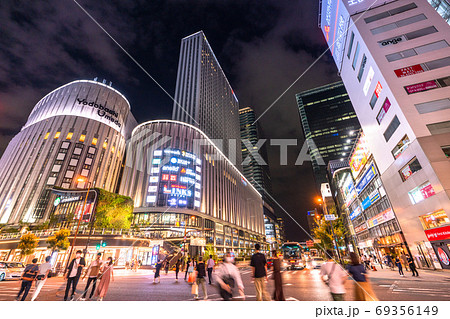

{"left": 11, "top": 244, "right": 422, "bottom": 302}
{"left": 15, "top": 250, "right": 115, "bottom": 301}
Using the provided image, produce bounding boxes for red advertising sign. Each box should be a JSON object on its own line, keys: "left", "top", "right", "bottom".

{"left": 405, "top": 80, "right": 438, "bottom": 94}
{"left": 394, "top": 64, "right": 424, "bottom": 78}
{"left": 421, "top": 183, "right": 436, "bottom": 199}
{"left": 376, "top": 98, "right": 391, "bottom": 124}
{"left": 354, "top": 223, "right": 367, "bottom": 233}
{"left": 306, "top": 240, "right": 314, "bottom": 247}
{"left": 374, "top": 82, "right": 383, "bottom": 97}
{"left": 425, "top": 225, "right": 450, "bottom": 241}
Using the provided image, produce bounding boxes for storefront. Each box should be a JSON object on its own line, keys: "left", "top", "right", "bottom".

{"left": 424, "top": 224, "right": 450, "bottom": 269}
{"left": 419, "top": 209, "right": 450, "bottom": 269}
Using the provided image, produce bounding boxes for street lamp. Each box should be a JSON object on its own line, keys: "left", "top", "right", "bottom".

{"left": 65, "top": 176, "right": 91, "bottom": 272}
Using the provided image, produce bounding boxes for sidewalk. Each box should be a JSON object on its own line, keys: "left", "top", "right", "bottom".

{"left": 365, "top": 264, "right": 450, "bottom": 282}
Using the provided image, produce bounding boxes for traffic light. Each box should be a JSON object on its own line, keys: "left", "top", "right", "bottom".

{"left": 96, "top": 244, "right": 100, "bottom": 250}
{"left": 101, "top": 241, "right": 107, "bottom": 248}
{"left": 96, "top": 240, "right": 107, "bottom": 250}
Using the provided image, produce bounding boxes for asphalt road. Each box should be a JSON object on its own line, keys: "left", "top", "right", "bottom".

{"left": 1, "top": 265, "right": 449, "bottom": 301}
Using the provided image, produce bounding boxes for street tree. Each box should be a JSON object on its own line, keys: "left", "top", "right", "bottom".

{"left": 312, "top": 213, "right": 347, "bottom": 253}
{"left": 47, "top": 229, "right": 70, "bottom": 251}
{"left": 17, "top": 233, "right": 39, "bottom": 257}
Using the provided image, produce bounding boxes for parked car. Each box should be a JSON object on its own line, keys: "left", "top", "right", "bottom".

{"left": 0, "top": 267, "right": 5, "bottom": 281}
{"left": 311, "top": 257, "right": 325, "bottom": 269}
{"left": 0, "top": 261, "right": 25, "bottom": 280}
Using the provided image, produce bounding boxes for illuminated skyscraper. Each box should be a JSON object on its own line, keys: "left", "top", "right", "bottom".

{"left": 172, "top": 31, "right": 241, "bottom": 165}
{"left": 296, "top": 81, "right": 361, "bottom": 192}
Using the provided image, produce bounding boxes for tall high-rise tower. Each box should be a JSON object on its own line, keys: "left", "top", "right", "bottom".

{"left": 172, "top": 31, "right": 241, "bottom": 165}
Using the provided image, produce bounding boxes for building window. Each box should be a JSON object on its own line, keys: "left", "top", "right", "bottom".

{"left": 371, "top": 14, "right": 427, "bottom": 35}
{"left": 419, "top": 209, "right": 449, "bottom": 230}
{"left": 376, "top": 98, "right": 391, "bottom": 124}
{"left": 364, "top": 3, "right": 418, "bottom": 23}
{"left": 92, "top": 138, "right": 98, "bottom": 145}
{"left": 386, "top": 40, "right": 449, "bottom": 62}
{"left": 352, "top": 42, "right": 360, "bottom": 70}
{"left": 408, "top": 181, "right": 436, "bottom": 204}
{"left": 44, "top": 132, "right": 50, "bottom": 140}
{"left": 427, "top": 120, "right": 450, "bottom": 135}
{"left": 383, "top": 115, "right": 400, "bottom": 142}
{"left": 347, "top": 32, "right": 355, "bottom": 59}
{"left": 79, "top": 134, "right": 86, "bottom": 142}
{"left": 357, "top": 54, "right": 367, "bottom": 82}
{"left": 66, "top": 132, "right": 73, "bottom": 140}
{"left": 399, "top": 157, "right": 422, "bottom": 181}
{"left": 369, "top": 92, "right": 378, "bottom": 109}
{"left": 442, "top": 145, "right": 450, "bottom": 158}
{"left": 54, "top": 132, "right": 61, "bottom": 139}
{"left": 415, "top": 98, "right": 450, "bottom": 114}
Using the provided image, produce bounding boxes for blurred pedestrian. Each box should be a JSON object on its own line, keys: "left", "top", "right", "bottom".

{"left": 400, "top": 253, "right": 409, "bottom": 271}
{"left": 251, "top": 243, "right": 271, "bottom": 301}
{"left": 407, "top": 255, "right": 419, "bottom": 277}
{"left": 187, "top": 258, "right": 196, "bottom": 283}
{"left": 175, "top": 258, "right": 181, "bottom": 282}
{"left": 154, "top": 259, "right": 162, "bottom": 283}
{"left": 395, "top": 256, "right": 404, "bottom": 277}
{"left": 194, "top": 256, "right": 207, "bottom": 300}
{"left": 347, "top": 252, "right": 378, "bottom": 301}
{"left": 271, "top": 250, "right": 285, "bottom": 301}
{"left": 184, "top": 257, "right": 191, "bottom": 281}
{"left": 386, "top": 254, "right": 394, "bottom": 270}
{"left": 164, "top": 258, "right": 170, "bottom": 275}
{"left": 64, "top": 250, "right": 86, "bottom": 301}
{"left": 31, "top": 256, "right": 52, "bottom": 301}
{"left": 320, "top": 250, "right": 348, "bottom": 301}
{"left": 80, "top": 253, "right": 103, "bottom": 300}
{"left": 206, "top": 254, "right": 215, "bottom": 285}
{"left": 215, "top": 252, "right": 245, "bottom": 301}
{"left": 16, "top": 258, "right": 39, "bottom": 301}
{"left": 95, "top": 257, "right": 114, "bottom": 301}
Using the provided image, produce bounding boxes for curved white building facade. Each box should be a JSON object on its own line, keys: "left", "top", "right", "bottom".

{"left": 120, "top": 120, "right": 265, "bottom": 252}
{"left": 0, "top": 80, "right": 137, "bottom": 224}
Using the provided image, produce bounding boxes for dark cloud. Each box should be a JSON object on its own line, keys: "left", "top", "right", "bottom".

{"left": 0, "top": 0, "right": 340, "bottom": 241}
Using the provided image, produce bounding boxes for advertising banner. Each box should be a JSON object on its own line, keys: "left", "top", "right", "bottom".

{"left": 376, "top": 98, "right": 391, "bottom": 124}
{"left": 405, "top": 80, "right": 438, "bottom": 94}
{"left": 425, "top": 225, "right": 450, "bottom": 241}
{"left": 355, "top": 164, "right": 377, "bottom": 194}
{"left": 394, "top": 64, "right": 425, "bottom": 78}
{"left": 350, "top": 205, "right": 362, "bottom": 220}
{"left": 320, "top": 0, "right": 350, "bottom": 68}
{"left": 367, "top": 208, "right": 395, "bottom": 228}
{"left": 349, "top": 133, "right": 371, "bottom": 179}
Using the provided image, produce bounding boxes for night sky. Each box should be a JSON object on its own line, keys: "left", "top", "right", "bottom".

{"left": 0, "top": 0, "right": 341, "bottom": 241}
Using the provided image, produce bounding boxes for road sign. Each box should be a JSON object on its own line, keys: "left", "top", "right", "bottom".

{"left": 306, "top": 240, "right": 314, "bottom": 247}
{"left": 325, "top": 214, "right": 337, "bottom": 221}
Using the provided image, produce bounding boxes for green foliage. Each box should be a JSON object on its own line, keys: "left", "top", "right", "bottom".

{"left": 203, "top": 244, "right": 218, "bottom": 262}
{"left": 18, "top": 233, "right": 39, "bottom": 256}
{"left": 312, "top": 214, "right": 347, "bottom": 252}
{"left": 47, "top": 229, "right": 70, "bottom": 251}
{"left": 94, "top": 189, "right": 134, "bottom": 229}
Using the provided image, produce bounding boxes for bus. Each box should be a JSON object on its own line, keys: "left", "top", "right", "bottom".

{"left": 281, "top": 242, "right": 304, "bottom": 270}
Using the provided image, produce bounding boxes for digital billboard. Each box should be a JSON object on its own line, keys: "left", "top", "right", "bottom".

{"left": 147, "top": 148, "right": 202, "bottom": 209}
{"left": 341, "top": 174, "right": 357, "bottom": 207}
{"left": 349, "top": 133, "right": 371, "bottom": 179}
{"left": 320, "top": 0, "right": 350, "bottom": 68}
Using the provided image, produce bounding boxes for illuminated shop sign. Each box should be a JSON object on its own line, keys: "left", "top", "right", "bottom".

{"left": 394, "top": 64, "right": 425, "bottom": 78}
{"left": 408, "top": 181, "right": 436, "bottom": 204}
{"left": 376, "top": 98, "right": 391, "bottom": 124}
{"left": 342, "top": 176, "right": 357, "bottom": 207}
{"left": 148, "top": 148, "right": 202, "bottom": 209}
{"left": 425, "top": 225, "right": 450, "bottom": 241}
{"left": 349, "top": 133, "right": 371, "bottom": 179}
{"left": 437, "top": 248, "right": 450, "bottom": 266}
{"left": 350, "top": 205, "right": 362, "bottom": 220}
{"left": 363, "top": 67, "right": 374, "bottom": 96}
{"left": 374, "top": 82, "right": 382, "bottom": 98}
{"left": 355, "top": 164, "right": 377, "bottom": 194}
{"left": 377, "top": 35, "right": 407, "bottom": 48}
{"left": 420, "top": 209, "right": 449, "bottom": 230}
{"left": 404, "top": 80, "right": 438, "bottom": 94}
{"left": 367, "top": 208, "right": 395, "bottom": 228}
{"left": 76, "top": 98, "right": 121, "bottom": 128}
{"left": 320, "top": 0, "right": 350, "bottom": 67}
{"left": 354, "top": 223, "right": 367, "bottom": 234}
{"left": 361, "top": 189, "right": 380, "bottom": 210}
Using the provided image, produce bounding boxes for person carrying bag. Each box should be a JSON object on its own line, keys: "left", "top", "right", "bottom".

{"left": 16, "top": 258, "right": 39, "bottom": 301}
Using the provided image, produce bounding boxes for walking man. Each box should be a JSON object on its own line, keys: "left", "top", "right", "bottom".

{"left": 194, "top": 256, "right": 208, "bottom": 300}
{"left": 31, "top": 256, "right": 52, "bottom": 301}
{"left": 16, "top": 258, "right": 39, "bottom": 301}
{"left": 80, "top": 253, "right": 103, "bottom": 300}
{"left": 250, "top": 243, "right": 271, "bottom": 301}
{"left": 64, "top": 250, "right": 86, "bottom": 301}
{"left": 206, "top": 254, "right": 215, "bottom": 284}
{"left": 175, "top": 258, "right": 181, "bottom": 282}
{"left": 407, "top": 255, "right": 419, "bottom": 277}
{"left": 400, "top": 253, "right": 409, "bottom": 272}
{"left": 320, "top": 250, "right": 348, "bottom": 301}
